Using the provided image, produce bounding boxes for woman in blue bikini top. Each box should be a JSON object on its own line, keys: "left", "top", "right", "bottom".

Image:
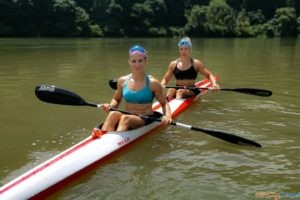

{"left": 97, "top": 45, "right": 172, "bottom": 134}
{"left": 122, "top": 74, "right": 154, "bottom": 104}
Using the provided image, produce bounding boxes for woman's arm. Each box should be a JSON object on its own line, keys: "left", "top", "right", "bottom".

{"left": 151, "top": 77, "right": 172, "bottom": 125}
{"left": 195, "top": 59, "right": 219, "bottom": 89}
{"left": 161, "top": 61, "right": 176, "bottom": 86}
{"left": 101, "top": 76, "right": 125, "bottom": 112}
{"left": 110, "top": 78, "right": 124, "bottom": 107}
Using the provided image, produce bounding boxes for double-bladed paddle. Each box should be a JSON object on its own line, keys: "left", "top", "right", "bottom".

{"left": 108, "top": 79, "right": 272, "bottom": 97}
{"left": 35, "top": 85, "right": 262, "bottom": 147}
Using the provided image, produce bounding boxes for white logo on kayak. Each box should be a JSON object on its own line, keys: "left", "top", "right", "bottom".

{"left": 39, "top": 85, "right": 55, "bottom": 92}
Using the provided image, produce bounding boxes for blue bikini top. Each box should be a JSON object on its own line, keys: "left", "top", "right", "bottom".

{"left": 123, "top": 75, "right": 154, "bottom": 104}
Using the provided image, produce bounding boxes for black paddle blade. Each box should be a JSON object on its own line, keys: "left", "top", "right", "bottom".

{"left": 192, "top": 127, "right": 262, "bottom": 147}
{"left": 109, "top": 79, "right": 118, "bottom": 90}
{"left": 222, "top": 88, "right": 272, "bottom": 97}
{"left": 35, "top": 85, "right": 87, "bottom": 106}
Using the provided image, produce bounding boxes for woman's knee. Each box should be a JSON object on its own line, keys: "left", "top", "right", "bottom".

{"left": 118, "top": 115, "right": 145, "bottom": 131}
{"left": 166, "top": 88, "right": 176, "bottom": 100}
{"left": 176, "top": 89, "right": 185, "bottom": 98}
{"left": 167, "top": 88, "right": 176, "bottom": 96}
{"left": 117, "top": 115, "right": 132, "bottom": 131}
{"left": 176, "top": 89, "right": 193, "bottom": 98}
{"left": 119, "top": 115, "right": 131, "bottom": 126}
{"left": 102, "top": 111, "right": 122, "bottom": 131}
{"left": 107, "top": 111, "right": 122, "bottom": 120}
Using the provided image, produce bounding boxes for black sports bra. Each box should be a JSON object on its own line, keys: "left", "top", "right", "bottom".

{"left": 173, "top": 59, "right": 198, "bottom": 80}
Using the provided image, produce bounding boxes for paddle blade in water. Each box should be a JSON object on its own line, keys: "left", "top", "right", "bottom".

{"left": 35, "top": 85, "right": 86, "bottom": 106}
{"left": 192, "top": 127, "right": 262, "bottom": 147}
{"left": 221, "top": 88, "right": 273, "bottom": 97}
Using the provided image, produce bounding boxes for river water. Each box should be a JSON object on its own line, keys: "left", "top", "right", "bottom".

{"left": 0, "top": 38, "right": 299, "bottom": 199}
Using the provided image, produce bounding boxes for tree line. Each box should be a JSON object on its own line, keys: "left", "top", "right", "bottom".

{"left": 0, "top": 0, "right": 299, "bottom": 37}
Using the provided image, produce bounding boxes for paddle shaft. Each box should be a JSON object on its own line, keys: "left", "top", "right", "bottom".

{"left": 108, "top": 108, "right": 262, "bottom": 147}
{"left": 35, "top": 85, "right": 262, "bottom": 147}
{"left": 164, "top": 86, "right": 272, "bottom": 97}
{"left": 109, "top": 79, "right": 272, "bottom": 96}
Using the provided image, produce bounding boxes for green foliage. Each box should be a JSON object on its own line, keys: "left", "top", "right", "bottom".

{"left": 235, "top": 9, "right": 254, "bottom": 37}
{"left": 52, "top": 0, "right": 87, "bottom": 36}
{"left": 263, "top": 19, "right": 279, "bottom": 37}
{"left": 89, "top": 0, "right": 124, "bottom": 36}
{"left": 273, "top": 7, "right": 298, "bottom": 36}
{"left": 89, "top": 24, "right": 103, "bottom": 37}
{"left": 129, "top": 0, "right": 168, "bottom": 36}
{"left": 168, "top": 26, "right": 185, "bottom": 36}
{"left": 184, "top": 5, "right": 208, "bottom": 36}
{"left": 298, "top": 16, "right": 300, "bottom": 34}
{"left": 247, "top": 9, "right": 266, "bottom": 24}
{"left": 0, "top": 0, "right": 299, "bottom": 37}
{"left": 185, "top": 0, "right": 235, "bottom": 37}
{"left": 205, "top": 0, "right": 235, "bottom": 36}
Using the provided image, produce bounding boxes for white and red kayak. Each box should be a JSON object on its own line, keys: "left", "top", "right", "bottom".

{"left": 0, "top": 78, "right": 214, "bottom": 199}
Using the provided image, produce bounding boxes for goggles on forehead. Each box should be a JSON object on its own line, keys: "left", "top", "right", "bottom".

{"left": 129, "top": 45, "right": 147, "bottom": 57}
{"left": 178, "top": 40, "right": 191, "bottom": 48}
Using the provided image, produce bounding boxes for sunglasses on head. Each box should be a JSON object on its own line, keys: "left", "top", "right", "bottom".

{"left": 178, "top": 40, "right": 191, "bottom": 47}
{"left": 129, "top": 45, "right": 146, "bottom": 54}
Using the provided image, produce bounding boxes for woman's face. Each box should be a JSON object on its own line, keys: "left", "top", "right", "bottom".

{"left": 179, "top": 45, "right": 190, "bottom": 57}
{"left": 129, "top": 54, "right": 146, "bottom": 72}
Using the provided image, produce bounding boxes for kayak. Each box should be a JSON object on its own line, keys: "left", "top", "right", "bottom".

{"left": 0, "top": 77, "right": 215, "bottom": 199}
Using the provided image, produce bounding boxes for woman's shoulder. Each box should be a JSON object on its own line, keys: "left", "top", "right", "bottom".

{"left": 148, "top": 75, "right": 161, "bottom": 88}
{"left": 172, "top": 58, "right": 180, "bottom": 64}
{"left": 118, "top": 74, "right": 131, "bottom": 81}
{"left": 192, "top": 58, "right": 204, "bottom": 68}
{"left": 168, "top": 59, "right": 179, "bottom": 69}
{"left": 192, "top": 58, "right": 203, "bottom": 64}
{"left": 117, "top": 74, "right": 131, "bottom": 87}
{"left": 148, "top": 74, "right": 158, "bottom": 82}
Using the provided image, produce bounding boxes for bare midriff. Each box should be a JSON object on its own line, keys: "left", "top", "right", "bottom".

{"left": 176, "top": 79, "right": 196, "bottom": 86}
{"left": 125, "top": 102, "right": 154, "bottom": 115}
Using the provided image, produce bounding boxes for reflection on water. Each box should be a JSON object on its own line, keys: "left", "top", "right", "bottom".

{"left": 0, "top": 127, "right": 88, "bottom": 185}
{"left": 0, "top": 38, "right": 300, "bottom": 199}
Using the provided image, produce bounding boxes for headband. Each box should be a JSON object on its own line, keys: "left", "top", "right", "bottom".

{"left": 129, "top": 45, "right": 147, "bottom": 58}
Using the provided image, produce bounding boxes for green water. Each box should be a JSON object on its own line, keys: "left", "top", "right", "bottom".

{"left": 0, "top": 38, "right": 299, "bottom": 199}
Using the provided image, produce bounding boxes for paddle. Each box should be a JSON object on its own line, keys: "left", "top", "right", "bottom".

{"left": 35, "top": 85, "right": 262, "bottom": 147}
{"left": 108, "top": 79, "right": 272, "bottom": 97}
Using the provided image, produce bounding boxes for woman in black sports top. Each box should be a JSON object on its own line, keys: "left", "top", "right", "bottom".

{"left": 161, "top": 37, "right": 219, "bottom": 99}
